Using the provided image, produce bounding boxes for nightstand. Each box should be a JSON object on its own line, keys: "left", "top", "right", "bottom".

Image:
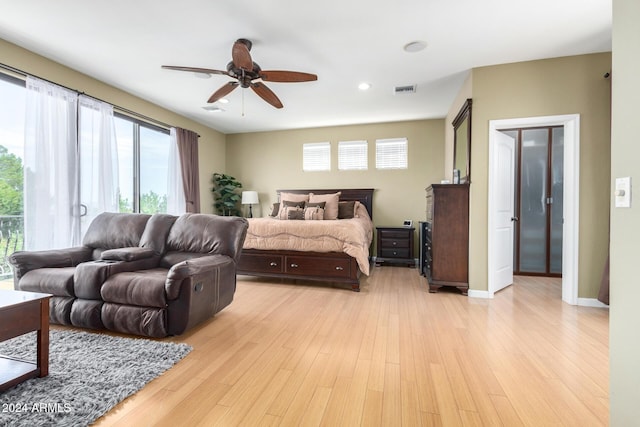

{"left": 375, "top": 226, "right": 415, "bottom": 267}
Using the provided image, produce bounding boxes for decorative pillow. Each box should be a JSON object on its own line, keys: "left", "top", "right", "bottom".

{"left": 269, "top": 203, "right": 280, "bottom": 217}
{"left": 278, "top": 205, "right": 304, "bottom": 220}
{"left": 305, "top": 201, "right": 326, "bottom": 209}
{"left": 287, "top": 208, "right": 305, "bottom": 220}
{"left": 304, "top": 206, "right": 325, "bottom": 220}
{"left": 277, "top": 200, "right": 306, "bottom": 219}
{"left": 337, "top": 201, "right": 356, "bottom": 219}
{"left": 308, "top": 192, "right": 341, "bottom": 220}
{"left": 283, "top": 200, "right": 305, "bottom": 208}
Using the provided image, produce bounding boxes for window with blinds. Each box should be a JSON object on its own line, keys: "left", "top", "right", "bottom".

{"left": 338, "top": 140, "right": 368, "bottom": 170}
{"left": 302, "top": 142, "right": 331, "bottom": 171}
{"left": 375, "top": 137, "right": 408, "bottom": 169}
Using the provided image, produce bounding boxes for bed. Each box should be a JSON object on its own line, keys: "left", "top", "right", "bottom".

{"left": 237, "top": 188, "right": 374, "bottom": 291}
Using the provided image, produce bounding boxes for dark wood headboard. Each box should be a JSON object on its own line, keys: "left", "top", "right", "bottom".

{"left": 277, "top": 188, "right": 374, "bottom": 219}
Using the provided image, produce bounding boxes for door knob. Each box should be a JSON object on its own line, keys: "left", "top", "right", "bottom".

{"left": 511, "top": 217, "right": 519, "bottom": 221}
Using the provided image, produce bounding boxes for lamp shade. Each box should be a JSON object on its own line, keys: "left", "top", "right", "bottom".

{"left": 241, "top": 191, "right": 259, "bottom": 205}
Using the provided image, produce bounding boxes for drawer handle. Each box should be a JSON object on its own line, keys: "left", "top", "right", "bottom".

{"left": 392, "top": 241, "right": 397, "bottom": 246}
{"left": 393, "top": 251, "right": 397, "bottom": 255}
{"left": 335, "top": 266, "right": 344, "bottom": 271}
{"left": 290, "top": 263, "right": 299, "bottom": 268}
{"left": 270, "top": 262, "right": 278, "bottom": 267}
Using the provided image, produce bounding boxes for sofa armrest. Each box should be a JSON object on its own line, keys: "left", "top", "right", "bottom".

{"left": 165, "top": 255, "right": 235, "bottom": 300}
{"left": 101, "top": 247, "right": 155, "bottom": 262}
{"left": 74, "top": 256, "right": 160, "bottom": 300}
{"left": 8, "top": 246, "right": 93, "bottom": 280}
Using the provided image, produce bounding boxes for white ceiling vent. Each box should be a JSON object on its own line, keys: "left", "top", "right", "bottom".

{"left": 394, "top": 84, "right": 417, "bottom": 94}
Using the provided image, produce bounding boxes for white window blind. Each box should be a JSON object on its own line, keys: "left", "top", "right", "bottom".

{"left": 303, "top": 142, "right": 331, "bottom": 171}
{"left": 376, "top": 137, "right": 408, "bottom": 169}
{"left": 338, "top": 140, "right": 368, "bottom": 170}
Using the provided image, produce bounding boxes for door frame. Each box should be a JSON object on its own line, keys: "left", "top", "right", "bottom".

{"left": 488, "top": 114, "right": 580, "bottom": 305}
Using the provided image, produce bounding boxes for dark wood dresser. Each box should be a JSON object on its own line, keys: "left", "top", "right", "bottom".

{"left": 422, "top": 184, "right": 469, "bottom": 294}
{"left": 375, "top": 226, "right": 415, "bottom": 267}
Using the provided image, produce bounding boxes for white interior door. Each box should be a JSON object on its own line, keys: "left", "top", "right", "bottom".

{"left": 491, "top": 131, "right": 516, "bottom": 293}
{"left": 487, "top": 115, "right": 580, "bottom": 304}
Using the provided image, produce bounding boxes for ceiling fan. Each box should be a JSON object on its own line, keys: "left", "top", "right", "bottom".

{"left": 161, "top": 38, "right": 317, "bottom": 109}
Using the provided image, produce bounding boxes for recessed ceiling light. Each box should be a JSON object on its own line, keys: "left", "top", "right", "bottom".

{"left": 358, "top": 82, "right": 371, "bottom": 91}
{"left": 403, "top": 41, "right": 427, "bottom": 53}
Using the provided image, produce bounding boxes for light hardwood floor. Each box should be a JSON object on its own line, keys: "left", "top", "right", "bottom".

{"left": 88, "top": 267, "right": 608, "bottom": 426}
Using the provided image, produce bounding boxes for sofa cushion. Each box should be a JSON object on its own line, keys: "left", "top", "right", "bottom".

{"left": 83, "top": 212, "right": 151, "bottom": 250}
{"left": 165, "top": 214, "right": 248, "bottom": 261}
{"left": 101, "top": 247, "right": 155, "bottom": 262}
{"left": 101, "top": 268, "right": 169, "bottom": 308}
{"left": 160, "top": 252, "right": 206, "bottom": 269}
{"left": 19, "top": 267, "right": 76, "bottom": 296}
{"left": 139, "top": 213, "right": 177, "bottom": 255}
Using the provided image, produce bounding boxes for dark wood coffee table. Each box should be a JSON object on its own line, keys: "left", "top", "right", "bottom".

{"left": 0, "top": 289, "right": 52, "bottom": 391}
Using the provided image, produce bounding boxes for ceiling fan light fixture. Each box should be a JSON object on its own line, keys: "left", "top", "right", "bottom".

{"left": 358, "top": 82, "right": 372, "bottom": 91}
{"left": 403, "top": 40, "right": 427, "bottom": 53}
{"left": 162, "top": 39, "right": 317, "bottom": 109}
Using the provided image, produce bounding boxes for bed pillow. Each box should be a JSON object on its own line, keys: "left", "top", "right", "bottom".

{"left": 337, "top": 201, "right": 357, "bottom": 219}
{"left": 309, "top": 192, "right": 341, "bottom": 220}
{"left": 279, "top": 192, "right": 310, "bottom": 204}
{"left": 269, "top": 203, "right": 280, "bottom": 217}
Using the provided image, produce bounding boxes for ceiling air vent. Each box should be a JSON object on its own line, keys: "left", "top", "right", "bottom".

{"left": 394, "top": 84, "right": 417, "bottom": 94}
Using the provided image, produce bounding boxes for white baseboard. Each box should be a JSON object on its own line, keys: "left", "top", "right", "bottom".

{"left": 577, "top": 298, "right": 609, "bottom": 308}
{"left": 467, "top": 289, "right": 493, "bottom": 299}
{"left": 465, "top": 291, "right": 608, "bottom": 306}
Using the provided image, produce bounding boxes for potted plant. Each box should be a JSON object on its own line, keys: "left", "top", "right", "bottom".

{"left": 211, "top": 173, "right": 242, "bottom": 216}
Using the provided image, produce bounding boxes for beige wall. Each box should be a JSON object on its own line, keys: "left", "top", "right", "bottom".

{"left": 610, "top": 0, "right": 640, "bottom": 422}
{"left": 226, "top": 119, "right": 445, "bottom": 253}
{"left": 466, "top": 53, "right": 612, "bottom": 297}
{"left": 0, "top": 38, "right": 227, "bottom": 213}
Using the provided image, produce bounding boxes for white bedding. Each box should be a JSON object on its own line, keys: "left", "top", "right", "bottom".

{"left": 242, "top": 203, "right": 374, "bottom": 275}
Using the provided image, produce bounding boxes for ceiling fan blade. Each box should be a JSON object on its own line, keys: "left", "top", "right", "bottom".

{"left": 161, "top": 65, "right": 229, "bottom": 76}
{"left": 259, "top": 70, "right": 318, "bottom": 83}
{"left": 232, "top": 39, "right": 253, "bottom": 71}
{"left": 250, "top": 82, "right": 283, "bottom": 109}
{"left": 208, "top": 82, "right": 239, "bottom": 103}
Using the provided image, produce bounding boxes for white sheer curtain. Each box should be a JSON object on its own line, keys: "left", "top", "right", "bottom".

{"left": 78, "top": 95, "right": 119, "bottom": 234}
{"left": 166, "top": 127, "right": 186, "bottom": 215}
{"left": 24, "top": 76, "right": 80, "bottom": 249}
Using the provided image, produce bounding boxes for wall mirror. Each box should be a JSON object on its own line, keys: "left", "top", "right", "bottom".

{"left": 452, "top": 98, "right": 472, "bottom": 183}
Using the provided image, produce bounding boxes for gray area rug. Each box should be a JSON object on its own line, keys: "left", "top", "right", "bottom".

{"left": 0, "top": 329, "right": 192, "bottom": 426}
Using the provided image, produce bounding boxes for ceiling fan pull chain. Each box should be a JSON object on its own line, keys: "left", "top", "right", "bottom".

{"left": 242, "top": 87, "right": 245, "bottom": 117}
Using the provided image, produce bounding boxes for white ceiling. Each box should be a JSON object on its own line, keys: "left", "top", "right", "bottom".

{"left": 0, "top": 0, "right": 611, "bottom": 135}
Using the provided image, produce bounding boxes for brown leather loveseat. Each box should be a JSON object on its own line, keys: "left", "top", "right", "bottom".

{"left": 8, "top": 212, "right": 248, "bottom": 337}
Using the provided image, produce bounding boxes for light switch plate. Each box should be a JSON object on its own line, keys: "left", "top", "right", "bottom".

{"left": 615, "top": 177, "right": 631, "bottom": 208}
